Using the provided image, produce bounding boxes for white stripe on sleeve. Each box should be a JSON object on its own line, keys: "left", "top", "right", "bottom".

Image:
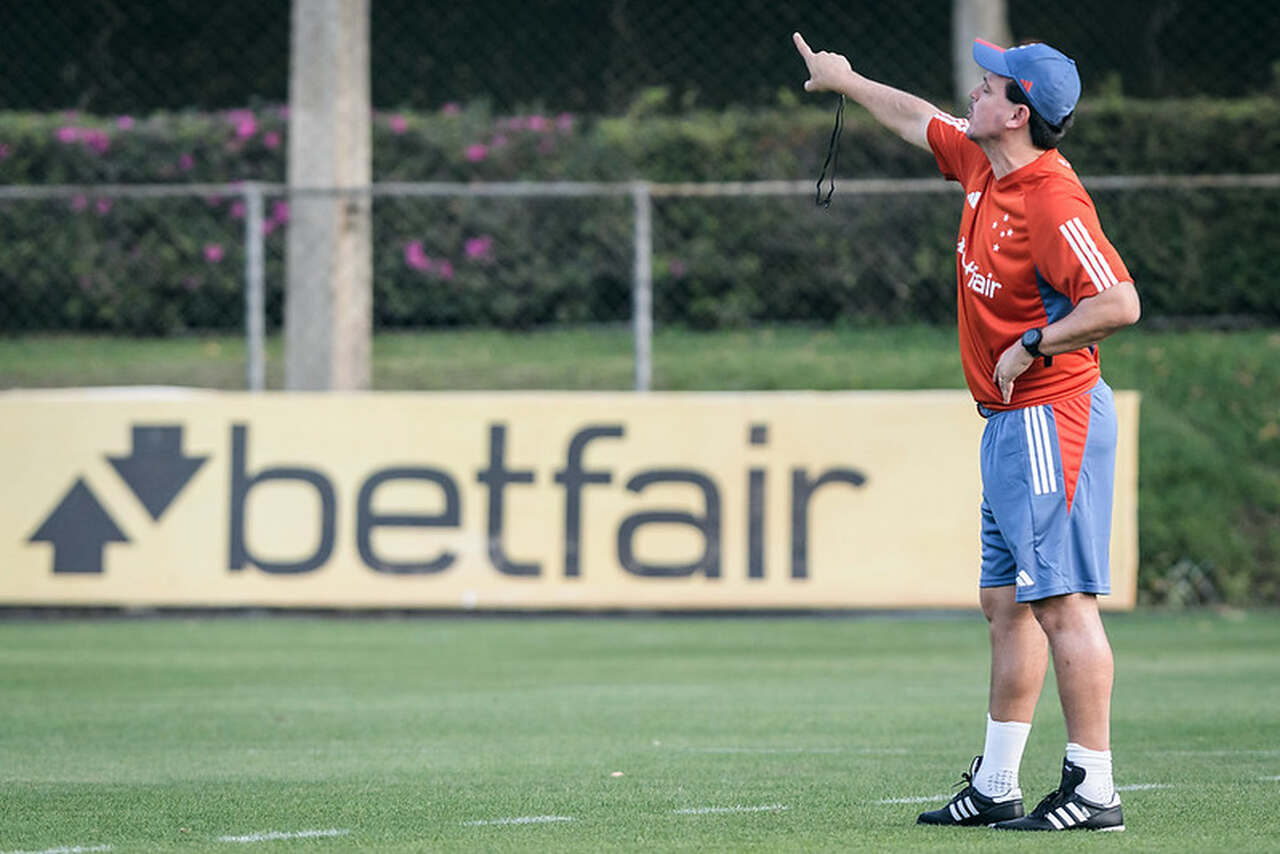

{"left": 1069, "top": 217, "right": 1120, "bottom": 288}
{"left": 1059, "top": 217, "right": 1118, "bottom": 291}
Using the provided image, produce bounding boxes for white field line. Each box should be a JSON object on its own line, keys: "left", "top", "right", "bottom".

{"left": 216, "top": 829, "right": 350, "bottom": 843}
{"left": 1261, "top": 775, "right": 1280, "bottom": 781}
{"left": 1158, "top": 749, "right": 1280, "bottom": 757}
{"left": 874, "top": 794, "right": 950, "bottom": 805}
{"left": 672, "top": 804, "right": 788, "bottom": 815}
{"left": 462, "top": 816, "right": 574, "bottom": 827}
{"left": 1, "top": 847, "right": 111, "bottom": 854}
{"left": 682, "top": 747, "right": 905, "bottom": 755}
{"left": 1117, "top": 783, "right": 1174, "bottom": 791}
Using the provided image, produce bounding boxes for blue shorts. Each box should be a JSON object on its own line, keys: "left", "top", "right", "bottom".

{"left": 979, "top": 379, "right": 1117, "bottom": 602}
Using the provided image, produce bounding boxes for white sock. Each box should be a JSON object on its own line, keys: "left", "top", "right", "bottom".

{"left": 1066, "top": 742, "right": 1116, "bottom": 804}
{"left": 974, "top": 714, "right": 1031, "bottom": 800}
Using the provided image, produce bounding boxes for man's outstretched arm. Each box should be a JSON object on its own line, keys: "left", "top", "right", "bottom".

{"left": 793, "top": 31, "right": 938, "bottom": 152}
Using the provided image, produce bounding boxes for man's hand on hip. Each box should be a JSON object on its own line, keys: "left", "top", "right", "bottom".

{"left": 793, "top": 32, "right": 853, "bottom": 93}
{"left": 993, "top": 342, "right": 1036, "bottom": 405}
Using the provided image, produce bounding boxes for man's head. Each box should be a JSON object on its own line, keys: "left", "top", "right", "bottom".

{"left": 966, "top": 40, "right": 1080, "bottom": 150}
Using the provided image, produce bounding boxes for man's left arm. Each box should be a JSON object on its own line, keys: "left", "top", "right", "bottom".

{"left": 993, "top": 282, "right": 1140, "bottom": 404}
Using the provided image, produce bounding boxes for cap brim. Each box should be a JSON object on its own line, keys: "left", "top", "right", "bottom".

{"left": 972, "top": 38, "right": 1011, "bottom": 76}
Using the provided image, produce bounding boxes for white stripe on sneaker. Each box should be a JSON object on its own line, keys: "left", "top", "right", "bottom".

{"left": 949, "top": 802, "right": 964, "bottom": 821}
{"left": 963, "top": 796, "right": 976, "bottom": 817}
{"left": 1067, "top": 802, "right": 1089, "bottom": 821}
{"left": 1046, "top": 811, "right": 1065, "bottom": 829}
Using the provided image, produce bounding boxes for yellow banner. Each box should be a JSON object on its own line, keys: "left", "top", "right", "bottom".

{"left": 0, "top": 389, "right": 1138, "bottom": 610}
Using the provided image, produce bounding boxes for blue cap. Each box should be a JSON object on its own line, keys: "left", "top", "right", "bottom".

{"left": 972, "top": 39, "right": 1081, "bottom": 126}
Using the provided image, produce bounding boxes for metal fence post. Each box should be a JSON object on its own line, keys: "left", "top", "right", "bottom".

{"left": 631, "top": 180, "right": 653, "bottom": 392}
{"left": 243, "top": 182, "right": 266, "bottom": 391}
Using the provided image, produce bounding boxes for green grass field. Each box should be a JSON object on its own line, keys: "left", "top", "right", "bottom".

{"left": 1, "top": 613, "right": 1278, "bottom": 852}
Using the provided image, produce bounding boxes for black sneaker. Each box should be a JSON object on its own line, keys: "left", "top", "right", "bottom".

{"left": 916, "top": 756, "right": 1024, "bottom": 827}
{"left": 994, "top": 759, "right": 1124, "bottom": 831}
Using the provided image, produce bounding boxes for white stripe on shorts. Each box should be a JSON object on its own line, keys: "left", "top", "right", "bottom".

{"left": 1023, "top": 406, "right": 1057, "bottom": 495}
{"left": 1033, "top": 405, "right": 1058, "bottom": 493}
{"left": 1023, "top": 407, "right": 1044, "bottom": 495}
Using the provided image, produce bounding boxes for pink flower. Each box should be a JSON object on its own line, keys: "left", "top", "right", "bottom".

{"left": 56, "top": 126, "right": 80, "bottom": 143}
{"left": 404, "top": 240, "right": 432, "bottom": 272}
{"left": 262, "top": 219, "right": 277, "bottom": 236}
{"left": 442, "top": 102, "right": 461, "bottom": 115}
{"left": 226, "top": 110, "right": 256, "bottom": 139}
{"left": 670, "top": 259, "right": 686, "bottom": 277}
{"left": 70, "top": 194, "right": 88, "bottom": 212}
{"left": 263, "top": 131, "right": 281, "bottom": 149}
{"left": 230, "top": 200, "right": 246, "bottom": 219}
{"left": 490, "top": 133, "right": 508, "bottom": 149}
{"left": 464, "top": 234, "right": 494, "bottom": 262}
{"left": 527, "top": 114, "right": 549, "bottom": 132}
{"left": 436, "top": 259, "right": 454, "bottom": 280}
{"left": 556, "top": 112, "right": 574, "bottom": 132}
{"left": 203, "top": 243, "right": 225, "bottom": 263}
{"left": 179, "top": 153, "right": 194, "bottom": 171}
{"left": 86, "top": 130, "right": 110, "bottom": 155}
{"left": 388, "top": 115, "right": 408, "bottom": 134}
{"left": 271, "top": 200, "right": 289, "bottom": 224}
{"left": 464, "top": 143, "right": 488, "bottom": 162}
{"left": 116, "top": 115, "right": 134, "bottom": 130}
{"left": 276, "top": 105, "right": 290, "bottom": 120}
{"left": 0, "top": 143, "right": 9, "bottom": 160}
{"left": 537, "top": 137, "right": 555, "bottom": 154}
{"left": 95, "top": 198, "right": 112, "bottom": 215}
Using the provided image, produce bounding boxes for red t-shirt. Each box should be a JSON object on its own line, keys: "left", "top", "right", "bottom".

{"left": 927, "top": 113, "right": 1133, "bottom": 410}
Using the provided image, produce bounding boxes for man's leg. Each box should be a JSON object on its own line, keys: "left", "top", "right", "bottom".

{"left": 1030, "top": 592, "right": 1113, "bottom": 750}
{"left": 975, "top": 584, "right": 1047, "bottom": 798}
{"left": 1030, "top": 592, "right": 1117, "bottom": 807}
{"left": 982, "top": 585, "right": 1049, "bottom": 723}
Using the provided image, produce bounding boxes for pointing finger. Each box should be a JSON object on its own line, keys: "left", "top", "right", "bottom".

{"left": 793, "top": 32, "right": 814, "bottom": 59}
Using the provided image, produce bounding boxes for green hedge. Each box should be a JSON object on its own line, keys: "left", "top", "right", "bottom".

{"left": 0, "top": 94, "right": 1277, "bottom": 333}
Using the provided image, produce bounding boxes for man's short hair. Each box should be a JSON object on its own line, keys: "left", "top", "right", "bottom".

{"left": 1006, "top": 80, "right": 1073, "bottom": 150}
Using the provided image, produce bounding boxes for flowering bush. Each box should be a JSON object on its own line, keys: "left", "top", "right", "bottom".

{"left": 0, "top": 96, "right": 1275, "bottom": 333}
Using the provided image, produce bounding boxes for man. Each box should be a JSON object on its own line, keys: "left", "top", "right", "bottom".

{"left": 793, "top": 33, "right": 1141, "bottom": 832}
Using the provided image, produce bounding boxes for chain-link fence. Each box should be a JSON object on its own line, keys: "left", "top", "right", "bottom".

{"left": 0, "top": 1, "right": 1277, "bottom": 389}
{"left": 3, "top": 174, "right": 1276, "bottom": 389}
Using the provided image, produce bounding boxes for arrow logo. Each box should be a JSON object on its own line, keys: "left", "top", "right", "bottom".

{"left": 28, "top": 478, "right": 129, "bottom": 573}
{"left": 108, "top": 425, "right": 208, "bottom": 520}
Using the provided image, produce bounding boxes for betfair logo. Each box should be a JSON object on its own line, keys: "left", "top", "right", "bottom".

{"left": 29, "top": 426, "right": 207, "bottom": 573}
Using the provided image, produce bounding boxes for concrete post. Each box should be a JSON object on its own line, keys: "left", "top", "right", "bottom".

{"left": 952, "top": 0, "right": 1012, "bottom": 111}
{"left": 284, "top": 0, "right": 372, "bottom": 390}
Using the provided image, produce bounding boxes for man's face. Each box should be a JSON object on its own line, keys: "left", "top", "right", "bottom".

{"left": 965, "top": 72, "right": 1018, "bottom": 142}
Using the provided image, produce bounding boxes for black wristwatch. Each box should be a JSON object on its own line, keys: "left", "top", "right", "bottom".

{"left": 1021, "top": 328, "right": 1052, "bottom": 365}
